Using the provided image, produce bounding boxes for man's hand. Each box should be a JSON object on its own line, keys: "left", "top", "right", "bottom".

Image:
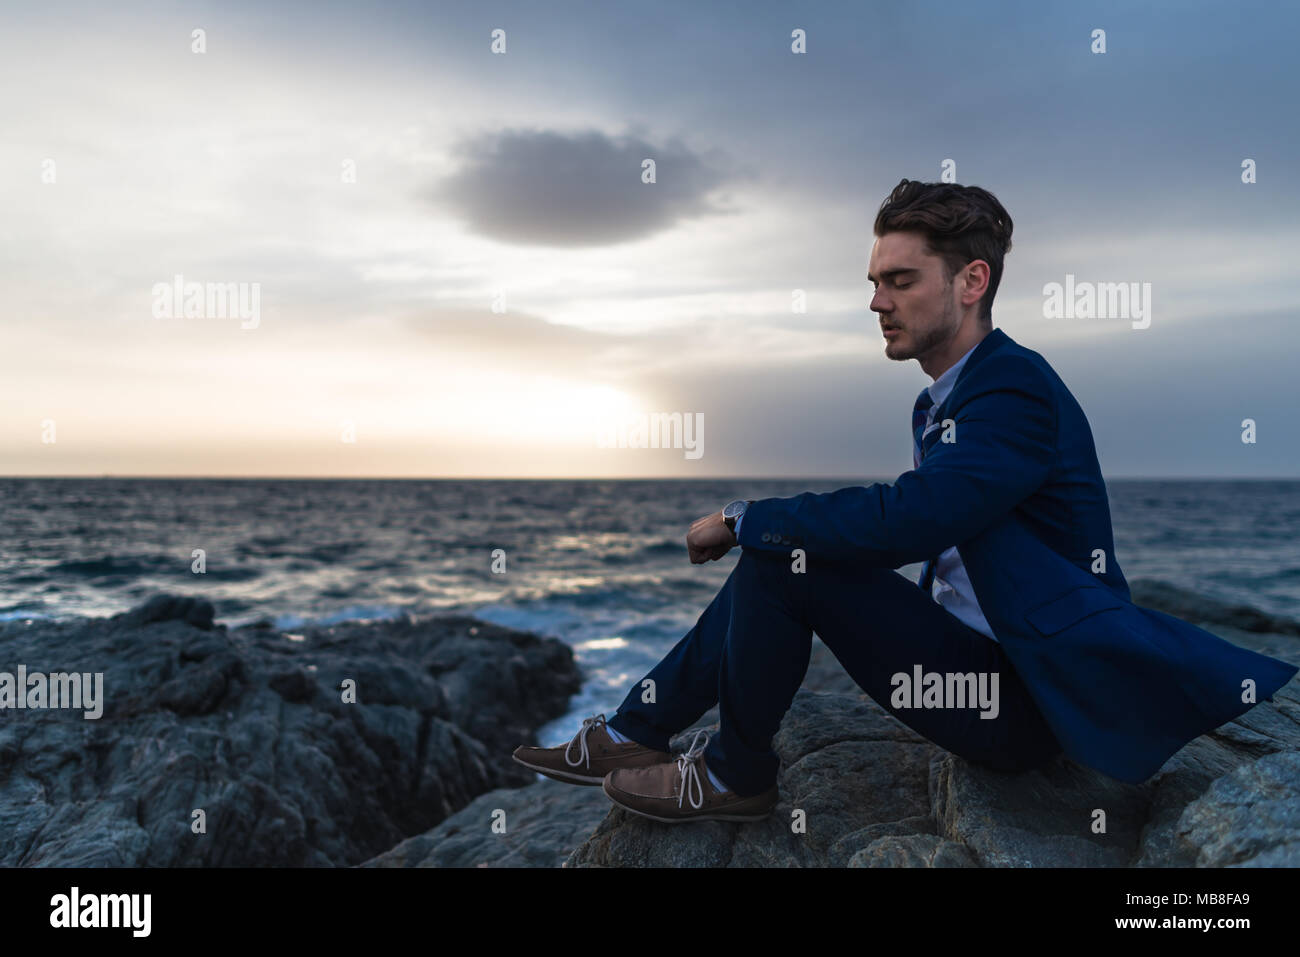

{"left": 687, "top": 510, "right": 737, "bottom": 564}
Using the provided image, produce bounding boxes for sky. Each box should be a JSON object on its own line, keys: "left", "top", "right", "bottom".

{"left": 2, "top": 0, "right": 1297, "bottom": 478}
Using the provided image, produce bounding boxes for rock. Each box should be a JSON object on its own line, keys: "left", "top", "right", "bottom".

{"left": 121, "top": 594, "right": 216, "bottom": 631}
{"left": 360, "top": 784, "right": 610, "bottom": 868}
{"left": 1129, "top": 579, "right": 1300, "bottom": 637}
{"left": 849, "top": 832, "right": 978, "bottom": 867}
{"left": 1173, "top": 750, "right": 1300, "bottom": 866}
{"left": 0, "top": 596, "right": 581, "bottom": 866}
{"left": 929, "top": 751, "right": 1146, "bottom": 866}
{"left": 269, "top": 668, "right": 317, "bottom": 703}
{"left": 156, "top": 658, "right": 237, "bottom": 716}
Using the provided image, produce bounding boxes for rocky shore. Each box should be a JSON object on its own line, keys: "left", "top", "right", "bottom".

{"left": 3, "top": 581, "right": 1297, "bottom": 867}
{"left": 0, "top": 595, "right": 580, "bottom": 866}
{"left": 362, "top": 580, "right": 1300, "bottom": 868}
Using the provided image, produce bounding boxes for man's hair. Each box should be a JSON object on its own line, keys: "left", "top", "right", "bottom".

{"left": 873, "top": 179, "right": 1014, "bottom": 323}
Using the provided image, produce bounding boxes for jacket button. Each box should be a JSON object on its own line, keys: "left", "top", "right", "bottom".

{"left": 761, "top": 532, "right": 771, "bottom": 543}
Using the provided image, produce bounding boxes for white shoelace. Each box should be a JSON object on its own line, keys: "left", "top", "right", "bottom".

{"left": 676, "top": 729, "right": 710, "bottom": 810}
{"left": 562, "top": 716, "right": 712, "bottom": 809}
{"left": 564, "top": 713, "right": 609, "bottom": 769}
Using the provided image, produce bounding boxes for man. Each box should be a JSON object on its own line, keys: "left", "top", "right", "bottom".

{"left": 512, "top": 179, "right": 1299, "bottom": 824}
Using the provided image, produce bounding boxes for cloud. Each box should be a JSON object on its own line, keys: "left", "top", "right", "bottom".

{"left": 427, "top": 128, "right": 741, "bottom": 247}
{"left": 401, "top": 307, "right": 616, "bottom": 367}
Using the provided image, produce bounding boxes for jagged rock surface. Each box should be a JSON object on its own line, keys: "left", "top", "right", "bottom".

{"left": 362, "top": 580, "right": 1300, "bottom": 868}
{"left": 0, "top": 596, "right": 580, "bottom": 866}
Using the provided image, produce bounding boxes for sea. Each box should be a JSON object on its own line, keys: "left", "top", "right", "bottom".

{"left": 1, "top": 478, "right": 1297, "bottom": 747}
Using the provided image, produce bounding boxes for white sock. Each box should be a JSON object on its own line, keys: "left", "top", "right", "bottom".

{"left": 605, "top": 725, "right": 629, "bottom": 743}
{"left": 707, "top": 766, "right": 730, "bottom": 793}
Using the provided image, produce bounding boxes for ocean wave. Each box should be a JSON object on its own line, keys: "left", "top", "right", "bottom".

{"left": 0, "top": 603, "right": 55, "bottom": 622}
{"left": 49, "top": 556, "right": 172, "bottom": 578}
{"left": 268, "top": 604, "right": 408, "bottom": 631}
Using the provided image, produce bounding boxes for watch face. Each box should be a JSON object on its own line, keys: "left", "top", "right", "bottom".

{"left": 723, "top": 499, "right": 747, "bottom": 518}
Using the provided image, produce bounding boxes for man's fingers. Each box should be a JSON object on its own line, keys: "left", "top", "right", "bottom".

{"left": 686, "top": 511, "right": 732, "bottom": 563}
{"left": 687, "top": 539, "right": 732, "bottom": 563}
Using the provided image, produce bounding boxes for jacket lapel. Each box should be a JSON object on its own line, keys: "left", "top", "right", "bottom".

{"left": 920, "top": 327, "right": 1008, "bottom": 455}
{"left": 928, "top": 327, "right": 1010, "bottom": 427}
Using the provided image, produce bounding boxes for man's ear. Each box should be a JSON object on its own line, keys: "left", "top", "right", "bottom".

{"left": 961, "top": 260, "right": 991, "bottom": 307}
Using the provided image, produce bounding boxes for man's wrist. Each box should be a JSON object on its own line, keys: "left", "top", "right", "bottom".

{"left": 723, "top": 499, "right": 755, "bottom": 539}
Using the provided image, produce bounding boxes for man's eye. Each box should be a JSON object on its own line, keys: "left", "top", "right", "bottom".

{"left": 895, "top": 282, "right": 912, "bottom": 289}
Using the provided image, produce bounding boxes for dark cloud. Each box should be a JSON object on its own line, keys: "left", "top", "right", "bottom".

{"left": 429, "top": 128, "right": 741, "bottom": 247}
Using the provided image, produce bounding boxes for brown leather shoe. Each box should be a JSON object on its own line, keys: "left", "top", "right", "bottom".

{"left": 512, "top": 713, "right": 672, "bottom": 786}
{"left": 602, "top": 729, "right": 779, "bottom": 823}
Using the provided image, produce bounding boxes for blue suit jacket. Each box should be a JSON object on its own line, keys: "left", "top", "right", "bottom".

{"left": 737, "top": 327, "right": 1298, "bottom": 783}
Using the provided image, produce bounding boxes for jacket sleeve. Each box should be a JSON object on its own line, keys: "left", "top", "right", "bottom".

{"left": 735, "top": 354, "right": 1058, "bottom": 565}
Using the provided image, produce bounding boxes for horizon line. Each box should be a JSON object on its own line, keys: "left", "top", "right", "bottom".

{"left": 1, "top": 474, "right": 1297, "bottom": 482}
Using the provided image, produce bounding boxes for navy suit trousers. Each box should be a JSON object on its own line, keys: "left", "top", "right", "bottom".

{"left": 607, "top": 548, "right": 1064, "bottom": 797}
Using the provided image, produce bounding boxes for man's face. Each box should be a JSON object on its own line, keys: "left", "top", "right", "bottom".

{"left": 867, "top": 231, "right": 961, "bottom": 363}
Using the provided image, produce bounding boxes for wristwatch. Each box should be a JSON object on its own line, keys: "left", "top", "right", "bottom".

{"left": 722, "top": 499, "right": 752, "bottom": 534}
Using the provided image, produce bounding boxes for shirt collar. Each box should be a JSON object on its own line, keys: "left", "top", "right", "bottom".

{"left": 926, "top": 339, "right": 981, "bottom": 409}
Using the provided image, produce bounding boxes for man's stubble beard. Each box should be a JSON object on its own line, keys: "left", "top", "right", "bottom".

{"left": 886, "top": 292, "right": 956, "bottom": 363}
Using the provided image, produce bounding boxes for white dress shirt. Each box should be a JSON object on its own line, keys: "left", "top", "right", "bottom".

{"left": 919, "top": 342, "right": 998, "bottom": 642}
